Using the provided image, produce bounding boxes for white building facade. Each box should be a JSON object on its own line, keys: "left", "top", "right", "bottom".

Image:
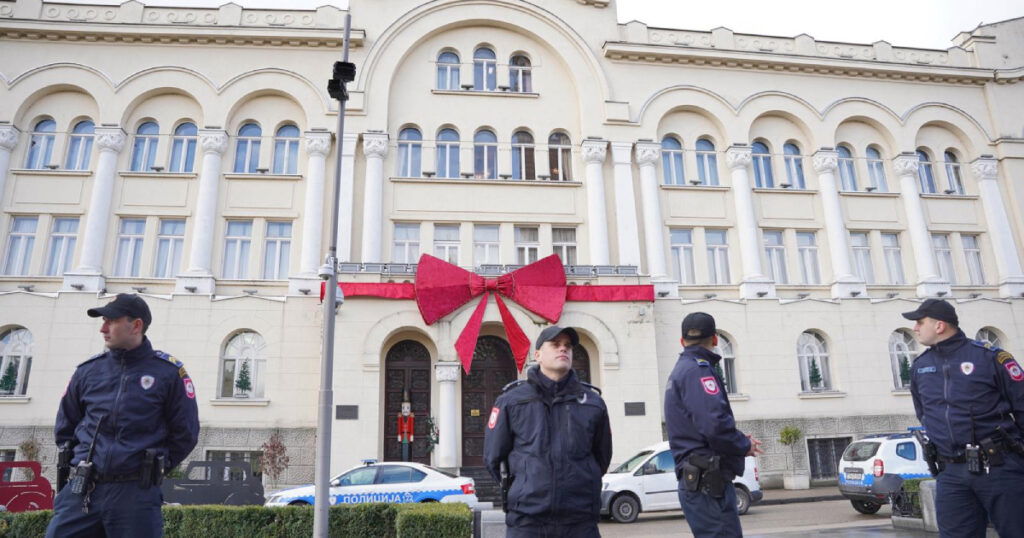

{"left": 1, "top": 0, "right": 1023, "bottom": 488}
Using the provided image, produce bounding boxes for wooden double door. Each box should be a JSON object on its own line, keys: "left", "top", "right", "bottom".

{"left": 383, "top": 340, "right": 432, "bottom": 464}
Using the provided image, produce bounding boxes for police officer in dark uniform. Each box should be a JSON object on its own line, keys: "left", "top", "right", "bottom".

{"left": 903, "top": 299, "right": 1024, "bottom": 537}
{"left": 484, "top": 325, "right": 613, "bottom": 538}
{"left": 665, "top": 312, "right": 763, "bottom": 537}
{"left": 46, "top": 294, "right": 200, "bottom": 537}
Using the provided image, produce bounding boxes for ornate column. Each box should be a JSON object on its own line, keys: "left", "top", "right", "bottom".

{"left": 971, "top": 157, "right": 1024, "bottom": 297}
{"left": 290, "top": 131, "right": 332, "bottom": 295}
{"left": 434, "top": 361, "right": 461, "bottom": 470}
{"left": 634, "top": 141, "right": 672, "bottom": 293}
{"left": 893, "top": 153, "right": 948, "bottom": 297}
{"left": 176, "top": 129, "right": 228, "bottom": 294}
{"left": 611, "top": 142, "right": 641, "bottom": 267}
{"left": 813, "top": 149, "right": 865, "bottom": 298}
{"left": 64, "top": 127, "right": 125, "bottom": 292}
{"left": 581, "top": 140, "right": 610, "bottom": 265}
{"left": 336, "top": 133, "right": 358, "bottom": 262}
{"left": 0, "top": 126, "right": 20, "bottom": 208}
{"left": 726, "top": 144, "right": 774, "bottom": 299}
{"left": 360, "top": 133, "right": 388, "bottom": 262}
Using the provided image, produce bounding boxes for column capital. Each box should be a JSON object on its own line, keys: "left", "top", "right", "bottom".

{"left": 892, "top": 152, "right": 919, "bottom": 177}
{"left": 634, "top": 141, "right": 661, "bottom": 166}
{"left": 435, "top": 361, "right": 461, "bottom": 382}
{"left": 198, "top": 129, "right": 229, "bottom": 155}
{"left": 970, "top": 157, "right": 998, "bottom": 181}
{"left": 610, "top": 141, "right": 633, "bottom": 164}
{"left": 725, "top": 145, "right": 752, "bottom": 169}
{"left": 94, "top": 127, "right": 126, "bottom": 153}
{"left": 0, "top": 125, "right": 20, "bottom": 151}
{"left": 581, "top": 139, "right": 607, "bottom": 164}
{"left": 305, "top": 131, "right": 332, "bottom": 157}
{"left": 812, "top": 149, "right": 839, "bottom": 173}
{"left": 362, "top": 132, "right": 388, "bottom": 158}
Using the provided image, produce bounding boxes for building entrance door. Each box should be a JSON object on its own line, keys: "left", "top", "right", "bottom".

{"left": 383, "top": 340, "right": 431, "bottom": 464}
{"left": 461, "top": 336, "right": 517, "bottom": 467}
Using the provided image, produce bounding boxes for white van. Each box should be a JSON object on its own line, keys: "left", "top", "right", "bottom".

{"left": 600, "top": 441, "right": 762, "bottom": 523}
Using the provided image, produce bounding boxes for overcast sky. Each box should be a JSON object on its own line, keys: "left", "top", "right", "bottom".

{"left": 64, "top": 0, "right": 1024, "bottom": 50}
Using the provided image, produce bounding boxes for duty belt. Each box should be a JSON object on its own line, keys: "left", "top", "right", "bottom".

{"left": 936, "top": 455, "right": 966, "bottom": 464}
{"left": 72, "top": 467, "right": 143, "bottom": 483}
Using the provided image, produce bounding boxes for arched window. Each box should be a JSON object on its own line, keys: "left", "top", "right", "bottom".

{"left": 509, "top": 55, "right": 532, "bottom": 92}
{"left": 396, "top": 127, "right": 422, "bottom": 177}
{"left": 474, "top": 130, "right": 498, "bottom": 179}
{"left": 661, "top": 136, "right": 684, "bottom": 185}
{"left": 436, "top": 51, "right": 460, "bottom": 90}
{"left": 783, "top": 143, "right": 805, "bottom": 189}
{"left": 130, "top": 121, "right": 159, "bottom": 172}
{"left": 436, "top": 128, "right": 460, "bottom": 179}
{"left": 234, "top": 123, "right": 262, "bottom": 173}
{"left": 865, "top": 147, "right": 887, "bottom": 192}
{"left": 889, "top": 329, "right": 917, "bottom": 389}
{"left": 696, "top": 138, "right": 719, "bottom": 186}
{"left": 473, "top": 47, "right": 497, "bottom": 91}
{"left": 752, "top": 141, "right": 774, "bottom": 188}
{"left": 25, "top": 119, "right": 56, "bottom": 169}
{"left": 916, "top": 150, "right": 936, "bottom": 194}
{"left": 0, "top": 328, "right": 32, "bottom": 397}
{"left": 511, "top": 131, "right": 535, "bottom": 180}
{"left": 65, "top": 120, "right": 95, "bottom": 171}
{"left": 798, "top": 331, "right": 831, "bottom": 392}
{"left": 943, "top": 151, "right": 965, "bottom": 195}
{"left": 975, "top": 327, "right": 1003, "bottom": 348}
{"left": 219, "top": 331, "right": 266, "bottom": 398}
{"left": 837, "top": 145, "right": 857, "bottom": 191}
{"left": 272, "top": 125, "right": 300, "bottom": 174}
{"left": 548, "top": 132, "right": 572, "bottom": 181}
{"left": 168, "top": 122, "right": 197, "bottom": 173}
{"left": 714, "top": 333, "right": 737, "bottom": 394}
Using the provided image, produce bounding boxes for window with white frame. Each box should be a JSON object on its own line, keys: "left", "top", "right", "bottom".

{"left": 396, "top": 127, "right": 422, "bottom": 177}
{"left": 783, "top": 143, "right": 805, "bottom": 189}
{"left": 763, "top": 230, "right": 788, "bottom": 284}
{"left": 433, "top": 224, "right": 460, "bottom": 264}
{"left": 2, "top": 217, "right": 37, "bottom": 276}
{"left": 661, "top": 136, "right": 684, "bottom": 185}
{"left": 222, "top": 220, "right": 253, "bottom": 279}
{"left": 130, "top": 122, "right": 159, "bottom": 172}
{"left": 931, "top": 233, "right": 956, "bottom": 284}
{"left": 916, "top": 150, "right": 936, "bottom": 194}
{"left": 514, "top": 226, "right": 539, "bottom": 265}
{"left": 865, "top": 147, "right": 887, "bottom": 192}
{"left": 168, "top": 122, "right": 197, "bottom": 173}
{"left": 392, "top": 223, "right": 420, "bottom": 263}
{"left": 474, "top": 130, "right": 498, "bottom": 179}
{"left": 798, "top": 331, "right": 832, "bottom": 391}
{"left": 961, "top": 234, "right": 984, "bottom": 285}
{"left": 943, "top": 151, "right": 965, "bottom": 195}
{"left": 65, "top": 120, "right": 94, "bottom": 171}
{"left": 713, "top": 333, "right": 737, "bottom": 394}
{"left": 837, "top": 145, "right": 857, "bottom": 191}
{"left": 889, "top": 329, "right": 917, "bottom": 389}
{"left": 219, "top": 331, "right": 265, "bottom": 399}
{"left": 113, "top": 218, "right": 146, "bottom": 277}
{"left": 752, "top": 141, "right": 774, "bottom": 188}
{"left": 705, "top": 229, "right": 731, "bottom": 284}
{"left": 262, "top": 221, "right": 292, "bottom": 280}
{"left": 436, "top": 128, "right": 460, "bottom": 179}
{"left": 511, "top": 131, "right": 535, "bottom": 180}
{"left": 234, "top": 123, "right": 261, "bottom": 174}
{"left": 509, "top": 55, "right": 532, "bottom": 92}
{"left": 552, "top": 227, "right": 577, "bottom": 265}
{"left": 473, "top": 225, "right": 499, "bottom": 266}
{"left": 796, "top": 232, "right": 821, "bottom": 285}
{"left": 272, "top": 125, "right": 300, "bottom": 175}
{"left": 473, "top": 47, "right": 497, "bottom": 91}
{"left": 548, "top": 132, "right": 572, "bottom": 181}
{"left": 975, "top": 327, "right": 1002, "bottom": 348}
{"left": 44, "top": 217, "right": 78, "bottom": 276}
{"left": 436, "top": 51, "right": 460, "bottom": 90}
{"left": 850, "top": 232, "right": 874, "bottom": 284}
{"left": 25, "top": 119, "right": 56, "bottom": 169}
{"left": 0, "top": 328, "right": 32, "bottom": 397}
{"left": 696, "top": 138, "right": 719, "bottom": 186}
{"left": 153, "top": 219, "right": 185, "bottom": 278}
{"left": 882, "top": 233, "right": 905, "bottom": 285}
{"left": 670, "top": 228, "right": 695, "bottom": 284}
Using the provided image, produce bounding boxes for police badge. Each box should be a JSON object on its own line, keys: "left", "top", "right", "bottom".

{"left": 140, "top": 375, "right": 155, "bottom": 390}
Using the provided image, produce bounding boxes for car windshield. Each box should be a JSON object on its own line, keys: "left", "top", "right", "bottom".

{"left": 843, "top": 441, "right": 881, "bottom": 462}
{"left": 610, "top": 450, "right": 654, "bottom": 473}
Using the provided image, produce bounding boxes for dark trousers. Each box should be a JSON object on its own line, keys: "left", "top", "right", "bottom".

{"left": 935, "top": 452, "right": 1024, "bottom": 538}
{"left": 677, "top": 481, "right": 742, "bottom": 538}
{"left": 505, "top": 520, "right": 600, "bottom": 538}
{"left": 45, "top": 481, "right": 163, "bottom": 538}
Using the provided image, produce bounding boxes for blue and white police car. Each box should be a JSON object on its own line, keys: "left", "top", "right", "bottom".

{"left": 837, "top": 429, "right": 932, "bottom": 514}
{"left": 264, "top": 459, "right": 479, "bottom": 507}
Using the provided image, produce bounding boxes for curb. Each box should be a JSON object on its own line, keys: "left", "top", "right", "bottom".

{"left": 759, "top": 494, "right": 846, "bottom": 506}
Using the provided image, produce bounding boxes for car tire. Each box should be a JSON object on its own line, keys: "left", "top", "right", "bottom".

{"left": 610, "top": 495, "right": 640, "bottom": 524}
{"left": 419, "top": 499, "right": 438, "bottom": 503}
{"left": 735, "top": 486, "right": 751, "bottom": 515}
{"left": 289, "top": 500, "right": 311, "bottom": 506}
{"left": 851, "top": 500, "right": 882, "bottom": 514}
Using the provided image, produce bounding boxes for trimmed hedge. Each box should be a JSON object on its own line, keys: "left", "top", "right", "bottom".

{"left": 0, "top": 503, "right": 472, "bottom": 538}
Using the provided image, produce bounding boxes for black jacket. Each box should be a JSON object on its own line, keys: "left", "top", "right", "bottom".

{"left": 483, "top": 366, "right": 613, "bottom": 525}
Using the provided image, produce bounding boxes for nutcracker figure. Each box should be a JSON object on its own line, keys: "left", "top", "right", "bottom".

{"left": 397, "top": 390, "right": 415, "bottom": 461}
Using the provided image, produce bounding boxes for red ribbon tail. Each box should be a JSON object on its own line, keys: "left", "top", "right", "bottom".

{"left": 454, "top": 293, "right": 489, "bottom": 374}
{"left": 495, "top": 295, "right": 531, "bottom": 372}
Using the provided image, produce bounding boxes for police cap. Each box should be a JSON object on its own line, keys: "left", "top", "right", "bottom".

{"left": 681, "top": 312, "right": 716, "bottom": 340}
{"left": 901, "top": 298, "right": 958, "bottom": 326}
{"left": 535, "top": 325, "right": 579, "bottom": 349}
{"left": 88, "top": 293, "right": 152, "bottom": 331}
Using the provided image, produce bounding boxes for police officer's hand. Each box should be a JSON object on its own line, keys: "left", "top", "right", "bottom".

{"left": 745, "top": 435, "right": 764, "bottom": 456}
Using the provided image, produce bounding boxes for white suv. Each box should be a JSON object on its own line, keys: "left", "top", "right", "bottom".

{"left": 837, "top": 430, "right": 932, "bottom": 514}
{"left": 601, "top": 441, "right": 762, "bottom": 523}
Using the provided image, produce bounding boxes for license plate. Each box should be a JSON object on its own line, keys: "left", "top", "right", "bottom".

{"left": 844, "top": 468, "right": 863, "bottom": 480}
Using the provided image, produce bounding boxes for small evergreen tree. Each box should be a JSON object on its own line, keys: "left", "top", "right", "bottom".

{"left": 235, "top": 361, "right": 252, "bottom": 396}
{"left": 0, "top": 362, "right": 17, "bottom": 394}
{"left": 899, "top": 356, "right": 912, "bottom": 387}
{"left": 713, "top": 363, "right": 729, "bottom": 393}
{"left": 259, "top": 431, "right": 290, "bottom": 489}
{"left": 808, "top": 358, "right": 823, "bottom": 388}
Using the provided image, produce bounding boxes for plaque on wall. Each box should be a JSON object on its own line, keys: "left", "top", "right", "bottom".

{"left": 336, "top": 405, "right": 359, "bottom": 420}
{"left": 624, "top": 402, "right": 646, "bottom": 416}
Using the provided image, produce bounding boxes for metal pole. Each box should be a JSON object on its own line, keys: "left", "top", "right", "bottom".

{"left": 313, "top": 13, "right": 351, "bottom": 538}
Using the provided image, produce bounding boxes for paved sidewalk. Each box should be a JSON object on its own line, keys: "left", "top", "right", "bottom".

{"left": 758, "top": 485, "right": 845, "bottom": 506}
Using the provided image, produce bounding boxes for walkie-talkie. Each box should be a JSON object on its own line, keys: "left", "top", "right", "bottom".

{"left": 69, "top": 415, "right": 105, "bottom": 495}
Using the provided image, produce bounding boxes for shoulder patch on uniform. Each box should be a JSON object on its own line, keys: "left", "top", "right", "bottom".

{"left": 700, "top": 376, "right": 720, "bottom": 395}
{"left": 501, "top": 379, "right": 526, "bottom": 393}
{"left": 694, "top": 358, "right": 710, "bottom": 366}
{"left": 78, "top": 352, "right": 106, "bottom": 367}
{"left": 995, "top": 351, "right": 1014, "bottom": 365}
{"left": 996, "top": 351, "right": 1023, "bottom": 381}
{"left": 154, "top": 350, "right": 189, "bottom": 378}
{"left": 580, "top": 381, "right": 603, "bottom": 396}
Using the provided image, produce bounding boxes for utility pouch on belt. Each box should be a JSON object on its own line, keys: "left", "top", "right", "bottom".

{"left": 141, "top": 449, "right": 166, "bottom": 488}
{"left": 681, "top": 462, "right": 702, "bottom": 492}
{"left": 979, "top": 437, "right": 1004, "bottom": 467}
{"left": 57, "top": 441, "right": 74, "bottom": 492}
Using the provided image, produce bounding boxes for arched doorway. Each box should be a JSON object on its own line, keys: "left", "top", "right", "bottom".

{"left": 572, "top": 344, "right": 592, "bottom": 383}
{"left": 461, "top": 336, "right": 517, "bottom": 467}
{"left": 383, "top": 340, "right": 432, "bottom": 464}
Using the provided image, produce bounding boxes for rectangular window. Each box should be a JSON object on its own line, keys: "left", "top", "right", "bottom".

{"left": 473, "top": 225, "right": 499, "bottom": 266}
{"left": 670, "top": 228, "right": 695, "bottom": 285}
{"left": 763, "top": 230, "right": 788, "bottom": 284}
{"left": 206, "top": 450, "right": 263, "bottom": 479}
{"left": 392, "top": 223, "right": 420, "bottom": 263}
{"left": 962, "top": 235, "right": 984, "bottom": 285}
{"left": 262, "top": 221, "right": 292, "bottom": 280}
{"left": 882, "top": 233, "right": 905, "bottom": 285}
{"left": 705, "top": 230, "right": 731, "bottom": 284}
{"left": 436, "top": 142, "right": 459, "bottom": 179}
{"left": 2, "top": 217, "right": 37, "bottom": 276}
{"left": 552, "top": 227, "right": 577, "bottom": 265}
{"left": 850, "top": 232, "right": 874, "bottom": 284}
{"left": 433, "top": 224, "right": 460, "bottom": 264}
{"left": 44, "top": 217, "right": 78, "bottom": 276}
{"left": 514, "top": 226, "right": 539, "bottom": 265}
{"left": 931, "top": 233, "right": 956, "bottom": 284}
{"left": 222, "top": 220, "right": 253, "bottom": 279}
{"left": 796, "top": 232, "right": 821, "bottom": 285}
{"left": 807, "top": 437, "right": 852, "bottom": 480}
{"left": 113, "top": 218, "right": 146, "bottom": 277}
{"left": 153, "top": 219, "right": 185, "bottom": 278}
{"left": 0, "top": 449, "right": 14, "bottom": 482}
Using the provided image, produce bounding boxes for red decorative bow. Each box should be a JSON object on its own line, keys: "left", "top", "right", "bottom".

{"left": 415, "top": 254, "right": 566, "bottom": 373}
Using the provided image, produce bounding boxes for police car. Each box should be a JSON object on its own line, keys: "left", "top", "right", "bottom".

{"left": 837, "top": 429, "right": 932, "bottom": 514}
{"left": 600, "top": 441, "right": 762, "bottom": 523}
{"left": 264, "top": 459, "right": 478, "bottom": 507}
